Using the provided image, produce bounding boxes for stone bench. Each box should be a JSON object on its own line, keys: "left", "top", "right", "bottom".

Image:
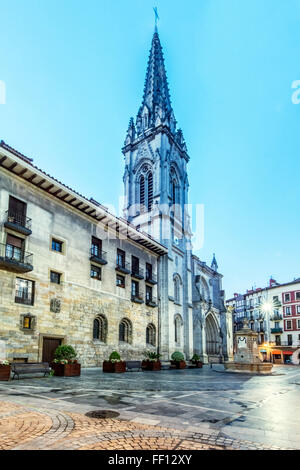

{"left": 126, "top": 361, "right": 142, "bottom": 372}
{"left": 12, "top": 362, "right": 51, "bottom": 380}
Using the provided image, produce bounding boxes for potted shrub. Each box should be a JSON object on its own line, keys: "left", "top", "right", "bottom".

{"left": 103, "top": 351, "right": 126, "bottom": 373}
{"left": 51, "top": 345, "right": 81, "bottom": 377}
{"left": 190, "top": 354, "right": 203, "bottom": 368}
{"left": 142, "top": 351, "right": 161, "bottom": 371}
{"left": 170, "top": 351, "right": 186, "bottom": 369}
{"left": 0, "top": 360, "right": 11, "bottom": 381}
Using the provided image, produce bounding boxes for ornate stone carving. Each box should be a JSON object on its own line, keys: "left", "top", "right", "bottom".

{"left": 50, "top": 298, "right": 61, "bottom": 313}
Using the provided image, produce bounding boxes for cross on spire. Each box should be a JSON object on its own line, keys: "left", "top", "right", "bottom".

{"left": 153, "top": 7, "right": 159, "bottom": 31}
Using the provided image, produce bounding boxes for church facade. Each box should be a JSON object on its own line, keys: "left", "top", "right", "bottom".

{"left": 122, "top": 30, "right": 233, "bottom": 362}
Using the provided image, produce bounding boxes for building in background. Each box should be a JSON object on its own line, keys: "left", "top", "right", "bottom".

{"left": 226, "top": 278, "right": 300, "bottom": 365}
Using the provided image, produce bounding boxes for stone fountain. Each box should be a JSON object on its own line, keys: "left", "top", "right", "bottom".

{"left": 225, "top": 318, "right": 273, "bottom": 374}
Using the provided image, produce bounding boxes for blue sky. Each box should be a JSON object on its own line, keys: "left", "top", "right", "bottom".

{"left": 1, "top": 0, "right": 300, "bottom": 297}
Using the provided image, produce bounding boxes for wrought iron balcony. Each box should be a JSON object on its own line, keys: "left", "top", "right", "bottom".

{"left": 146, "top": 296, "right": 158, "bottom": 307}
{"left": 270, "top": 315, "right": 283, "bottom": 321}
{"left": 131, "top": 293, "right": 144, "bottom": 304}
{"left": 145, "top": 272, "right": 157, "bottom": 285}
{"left": 131, "top": 267, "right": 144, "bottom": 280}
{"left": 115, "top": 260, "right": 131, "bottom": 274}
{"left": 15, "top": 290, "right": 34, "bottom": 305}
{"left": 90, "top": 248, "right": 107, "bottom": 265}
{"left": 4, "top": 210, "right": 32, "bottom": 236}
{"left": 0, "top": 243, "right": 33, "bottom": 272}
{"left": 271, "top": 328, "right": 283, "bottom": 334}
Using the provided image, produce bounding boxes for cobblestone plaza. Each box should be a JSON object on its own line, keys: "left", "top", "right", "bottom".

{"left": 0, "top": 365, "right": 299, "bottom": 450}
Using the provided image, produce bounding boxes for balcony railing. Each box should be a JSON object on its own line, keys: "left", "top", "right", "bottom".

{"left": 270, "top": 315, "right": 283, "bottom": 321}
{"left": 131, "top": 292, "right": 144, "bottom": 304}
{"left": 146, "top": 296, "right": 158, "bottom": 307}
{"left": 4, "top": 210, "right": 32, "bottom": 235}
{"left": 15, "top": 290, "right": 34, "bottom": 305}
{"left": 145, "top": 272, "right": 157, "bottom": 284}
{"left": 116, "top": 260, "right": 131, "bottom": 274}
{"left": 271, "top": 328, "right": 283, "bottom": 334}
{"left": 131, "top": 267, "right": 144, "bottom": 280}
{"left": 90, "top": 248, "right": 107, "bottom": 265}
{"left": 280, "top": 340, "right": 300, "bottom": 347}
{"left": 0, "top": 243, "right": 33, "bottom": 272}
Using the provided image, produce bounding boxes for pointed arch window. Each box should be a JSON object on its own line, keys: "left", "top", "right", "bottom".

{"left": 147, "top": 172, "right": 153, "bottom": 211}
{"left": 174, "top": 275, "right": 181, "bottom": 304}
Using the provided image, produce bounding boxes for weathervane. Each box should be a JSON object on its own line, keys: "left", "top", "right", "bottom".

{"left": 153, "top": 7, "right": 159, "bottom": 31}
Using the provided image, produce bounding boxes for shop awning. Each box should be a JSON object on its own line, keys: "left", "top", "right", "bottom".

{"left": 271, "top": 350, "right": 282, "bottom": 354}
{"left": 260, "top": 350, "right": 267, "bottom": 353}
{"left": 282, "top": 351, "right": 293, "bottom": 355}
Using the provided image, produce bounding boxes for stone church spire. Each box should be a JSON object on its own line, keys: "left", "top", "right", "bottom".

{"left": 136, "top": 30, "right": 177, "bottom": 135}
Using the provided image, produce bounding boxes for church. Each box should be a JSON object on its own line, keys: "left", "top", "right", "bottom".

{"left": 0, "top": 28, "right": 233, "bottom": 365}
{"left": 122, "top": 28, "right": 233, "bottom": 363}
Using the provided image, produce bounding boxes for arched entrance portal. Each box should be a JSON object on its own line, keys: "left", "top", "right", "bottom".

{"left": 205, "top": 313, "right": 220, "bottom": 361}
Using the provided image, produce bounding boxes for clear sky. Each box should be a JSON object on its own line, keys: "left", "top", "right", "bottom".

{"left": 1, "top": 0, "right": 300, "bottom": 298}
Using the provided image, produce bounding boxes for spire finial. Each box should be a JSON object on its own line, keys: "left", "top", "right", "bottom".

{"left": 153, "top": 6, "right": 159, "bottom": 32}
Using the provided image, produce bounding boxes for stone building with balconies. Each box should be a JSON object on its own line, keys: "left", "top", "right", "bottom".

{"left": 0, "top": 141, "right": 167, "bottom": 366}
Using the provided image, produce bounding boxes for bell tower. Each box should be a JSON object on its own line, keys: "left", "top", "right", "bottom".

{"left": 122, "top": 28, "right": 194, "bottom": 360}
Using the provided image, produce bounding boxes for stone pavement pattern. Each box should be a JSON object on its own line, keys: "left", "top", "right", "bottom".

{"left": 0, "top": 400, "right": 283, "bottom": 450}
{"left": 0, "top": 365, "right": 299, "bottom": 450}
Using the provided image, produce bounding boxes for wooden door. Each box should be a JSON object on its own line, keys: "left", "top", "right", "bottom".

{"left": 42, "top": 337, "right": 62, "bottom": 363}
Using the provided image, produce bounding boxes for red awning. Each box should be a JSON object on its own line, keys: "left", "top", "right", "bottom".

{"left": 282, "top": 351, "right": 293, "bottom": 355}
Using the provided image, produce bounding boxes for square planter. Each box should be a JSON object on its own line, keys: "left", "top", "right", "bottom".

{"left": 51, "top": 362, "right": 81, "bottom": 377}
{"left": 103, "top": 361, "right": 126, "bottom": 373}
{"left": 192, "top": 361, "right": 203, "bottom": 368}
{"left": 142, "top": 360, "right": 161, "bottom": 371}
{"left": 0, "top": 365, "right": 11, "bottom": 381}
{"left": 170, "top": 360, "right": 186, "bottom": 369}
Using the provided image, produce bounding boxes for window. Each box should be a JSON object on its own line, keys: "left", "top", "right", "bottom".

{"left": 298, "top": 320, "right": 300, "bottom": 329}
{"left": 297, "top": 306, "right": 300, "bottom": 314}
{"left": 146, "top": 263, "right": 152, "bottom": 281}
{"left": 91, "top": 237, "right": 102, "bottom": 258}
{"left": 287, "top": 334, "right": 293, "bottom": 345}
{"left": 117, "top": 249, "right": 125, "bottom": 268}
{"left": 119, "top": 318, "right": 132, "bottom": 343}
{"left": 296, "top": 292, "right": 300, "bottom": 301}
{"left": 139, "top": 175, "right": 145, "bottom": 210}
{"left": 146, "top": 285, "right": 153, "bottom": 303}
{"left": 273, "top": 296, "right": 279, "bottom": 302}
{"left": 91, "top": 265, "right": 101, "bottom": 281}
{"left": 285, "top": 306, "right": 291, "bottom": 315}
{"left": 52, "top": 239, "right": 63, "bottom": 253}
{"left": 15, "top": 278, "right": 35, "bottom": 305}
{"left": 23, "top": 315, "right": 32, "bottom": 329}
{"left": 6, "top": 234, "right": 24, "bottom": 261}
{"left": 93, "top": 315, "right": 107, "bottom": 342}
{"left": 8, "top": 196, "right": 27, "bottom": 226}
{"left": 275, "top": 335, "right": 281, "bottom": 346}
{"left": 174, "top": 276, "right": 180, "bottom": 303}
{"left": 131, "top": 256, "right": 139, "bottom": 275}
{"left": 174, "top": 315, "right": 182, "bottom": 344}
{"left": 50, "top": 271, "right": 61, "bottom": 284}
{"left": 147, "top": 172, "right": 153, "bottom": 211}
{"left": 146, "top": 324, "right": 156, "bottom": 346}
{"left": 286, "top": 320, "right": 292, "bottom": 330}
{"left": 284, "top": 293, "right": 291, "bottom": 302}
{"left": 131, "top": 280, "right": 139, "bottom": 297}
{"left": 275, "top": 321, "right": 280, "bottom": 328}
{"left": 116, "top": 274, "right": 125, "bottom": 288}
